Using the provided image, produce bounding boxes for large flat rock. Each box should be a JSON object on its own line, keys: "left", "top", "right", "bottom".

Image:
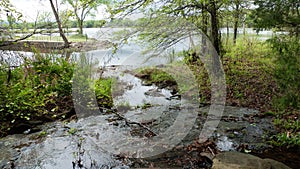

{"left": 212, "top": 151, "right": 291, "bottom": 169}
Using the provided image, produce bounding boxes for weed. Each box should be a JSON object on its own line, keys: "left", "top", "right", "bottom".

{"left": 68, "top": 128, "right": 78, "bottom": 135}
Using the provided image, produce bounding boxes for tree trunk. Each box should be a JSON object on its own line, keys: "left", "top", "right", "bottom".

{"left": 233, "top": 3, "right": 240, "bottom": 44}
{"left": 78, "top": 19, "right": 84, "bottom": 35}
{"left": 49, "top": 0, "right": 69, "bottom": 48}
{"left": 226, "top": 21, "right": 229, "bottom": 45}
{"left": 233, "top": 20, "right": 238, "bottom": 44}
{"left": 202, "top": 6, "right": 208, "bottom": 56}
{"left": 242, "top": 14, "right": 246, "bottom": 36}
{"left": 209, "top": 1, "right": 221, "bottom": 55}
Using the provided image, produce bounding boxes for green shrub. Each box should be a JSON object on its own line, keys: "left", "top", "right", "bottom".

{"left": 0, "top": 52, "right": 115, "bottom": 136}
{"left": 0, "top": 53, "right": 75, "bottom": 136}
{"left": 270, "top": 36, "right": 300, "bottom": 110}
{"left": 94, "top": 78, "right": 113, "bottom": 108}
{"left": 224, "top": 37, "right": 274, "bottom": 62}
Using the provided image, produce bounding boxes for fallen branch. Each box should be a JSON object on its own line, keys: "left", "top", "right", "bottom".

{"left": 0, "top": 33, "right": 36, "bottom": 47}
{"left": 0, "top": 21, "right": 55, "bottom": 48}
{"left": 113, "top": 111, "right": 157, "bottom": 137}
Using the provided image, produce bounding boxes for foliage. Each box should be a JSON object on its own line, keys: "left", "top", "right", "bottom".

{"left": 0, "top": 0, "right": 24, "bottom": 40}
{"left": 136, "top": 68, "right": 177, "bottom": 89}
{"left": 69, "top": 34, "right": 88, "bottom": 40}
{"left": 272, "top": 132, "right": 300, "bottom": 147}
{"left": 49, "top": 0, "right": 70, "bottom": 47}
{"left": 252, "top": 0, "right": 300, "bottom": 36}
{"left": 0, "top": 0, "right": 22, "bottom": 25}
{"left": 0, "top": 52, "right": 114, "bottom": 137}
{"left": 94, "top": 77, "right": 113, "bottom": 109}
{"left": 63, "top": 0, "right": 109, "bottom": 34}
{"left": 272, "top": 110, "right": 300, "bottom": 147}
{"left": 72, "top": 54, "right": 114, "bottom": 117}
{"left": 0, "top": 53, "right": 74, "bottom": 136}
{"left": 269, "top": 36, "right": 299, "bottom": 147}
{"left": 105, "top": 18, "right": 135, "bottom": 27}
{"left": 84, "top": 20, "right": 106, "bottom": 28}
{"left": 36, "top": 12, "right": 55, "bottom": 29}
{"left": 269, "top": 36, "right": 300, "bottom": 110}
{"left": 223, "top": 0, "right": 252, "bottom": 43}
{"left": 113, "top": 0, "right": 226, "bottom": 54}
{"left": 183, "top": 38, "right": 278, "bottom": 110}
{"left": 224, "top": 37, "right": 274, "bottom": 62}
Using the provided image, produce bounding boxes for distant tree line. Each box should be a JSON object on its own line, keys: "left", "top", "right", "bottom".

{"left": 0, "top": 20, "right": 107, "bottom": 30}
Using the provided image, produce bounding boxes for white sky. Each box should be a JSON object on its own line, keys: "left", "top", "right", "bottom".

{"left": 10, "top": 0, "right": 109, "bottom": 22}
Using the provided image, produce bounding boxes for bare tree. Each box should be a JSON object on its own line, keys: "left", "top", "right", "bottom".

{"left": 49, "top": 0, "right": 70, "bottom": 48}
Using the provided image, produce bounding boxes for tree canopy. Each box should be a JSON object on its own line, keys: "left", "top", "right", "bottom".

{"left": 63, "top": 0, "right": 109, "bottom": 34}
{"left": 113, "top": 0, "right": 232, "bottom": 55}
{"left": 253, "top": 0, "right": 300, "bottom": 36}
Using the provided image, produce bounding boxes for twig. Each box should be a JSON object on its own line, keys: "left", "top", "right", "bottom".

{"left": 113, "top": 111, "right": 157, "bottom": 136}
{"left": 208, "top": 146, "right": 215, "bottom": 157}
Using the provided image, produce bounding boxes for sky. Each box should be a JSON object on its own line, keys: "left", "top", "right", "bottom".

{"left": 10, "top": 0, "right": 109, "bottom": 22}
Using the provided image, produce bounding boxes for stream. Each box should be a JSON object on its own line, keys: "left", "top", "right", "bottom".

{"left": 1, "top": 65, "right": 299, "bottom": 168}
{"left": 1, "top": 28, "right": 299, "bottom": 168}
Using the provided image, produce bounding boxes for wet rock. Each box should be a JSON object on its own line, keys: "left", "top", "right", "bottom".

{"left": 263, "top": 158, "right": 293, "bottom": 169}
{"left": 212, "top": 151, "right": 291, "bottom": 169}
{"left": 206, "top": 106, "right": 278, "bottom": 152}
{"left": 112, "top": 166, "right": 130, "bottom": 169}
{"left": 0, "top": 118, "right": 125, "bottom": 169}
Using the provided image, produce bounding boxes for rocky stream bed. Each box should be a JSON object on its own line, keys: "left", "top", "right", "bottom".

{"left": 0, "top": 66, "right": 299, "bottom": 169}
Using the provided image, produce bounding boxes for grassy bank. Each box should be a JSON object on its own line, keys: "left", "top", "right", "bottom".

{"left": 0, "top": 53, "right": 112, "bottom": 137}
{"left": 136, "top": 37, "right": 299, "bottom": 147}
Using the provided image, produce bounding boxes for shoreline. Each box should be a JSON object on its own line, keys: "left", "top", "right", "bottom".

{"left": 0, "top": 39, "right": 113, "bottom": 53}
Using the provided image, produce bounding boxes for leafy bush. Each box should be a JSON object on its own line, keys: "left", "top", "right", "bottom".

{"left": 136, "top": 68, "right": 177, "bottom": 88}
{"left": 0, "top": 52, "right": 114, "bottom": 136}
{"left": 224, "top": 37, "right": 274, "bottom": 63}
{"left": 94, "top": 78, "right": 113, "bottom": 109}
{"left": 269, "top": 36, "right": 300, "bottom": 110}
{"left": 0, "top": 53, "right": 74, "bottom": 136}
{"left": 263, "top": 36, "right": 300, "bottom": 148}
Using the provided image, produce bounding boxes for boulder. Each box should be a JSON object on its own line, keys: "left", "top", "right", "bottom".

{"left": 212, "top": 152, "right": 291, "bottom": 169}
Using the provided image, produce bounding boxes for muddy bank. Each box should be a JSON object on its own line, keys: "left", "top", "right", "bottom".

{"left": 0, "top": 40, "right": 112, "bottom": 53}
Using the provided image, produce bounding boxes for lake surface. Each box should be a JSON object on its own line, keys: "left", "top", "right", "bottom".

{"left": 3, "top": 27, "right": 278, "bottom": 67}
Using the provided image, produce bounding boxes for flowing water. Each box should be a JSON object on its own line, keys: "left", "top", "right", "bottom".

{"left": 1, "top": 64, "right": 295, "bottom": 168}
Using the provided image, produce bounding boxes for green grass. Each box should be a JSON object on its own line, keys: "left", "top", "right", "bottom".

{"left": 182, "top": 36, "right": 299, "bottom": 148}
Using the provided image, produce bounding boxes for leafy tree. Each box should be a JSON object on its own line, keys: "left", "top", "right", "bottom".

{"left": 253, "top": 0, "right": 300, "bottom": 36}
{"left": 0, "top": 0, "right": 22, "bottom": 39}
{"left": 227, "top": 0, "right": 252, "bottom": 43}
{"left": 0, "top": 0, "right": 22, "bottom": 22}
{"left": 36, "top": 12, "right": 55, "bottom": 29}
{"left": 63, "top": 0, "right": 109, "bottom": 35}
{"left": 0, "top": 0, "right": 40, "bottom": 47}
{"left": 113, "top": 0, "right": 230, "bottom": 55}
{"left": 59, "top": 9, "right": 73, "bottom": 33}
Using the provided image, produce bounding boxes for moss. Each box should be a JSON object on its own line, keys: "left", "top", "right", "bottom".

{"left": 135, "top": 67, "right": 177, "bottom": 90}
